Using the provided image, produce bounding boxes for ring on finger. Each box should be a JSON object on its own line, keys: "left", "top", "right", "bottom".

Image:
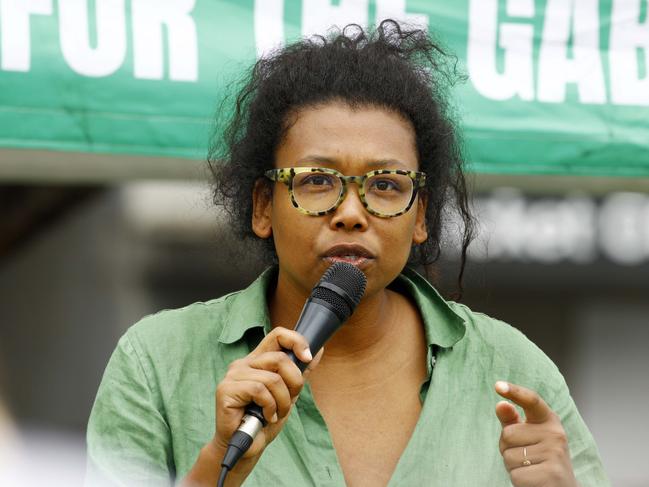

{"left": 522, "top": 446, "right": 532, "bottom": 467}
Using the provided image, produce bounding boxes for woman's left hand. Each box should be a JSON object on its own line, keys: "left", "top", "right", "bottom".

{"left": 494, "top": 381, "right": 578, "bottom": 487}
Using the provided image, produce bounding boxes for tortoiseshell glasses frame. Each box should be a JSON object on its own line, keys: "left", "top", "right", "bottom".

{"left": 264, "top": 166, "right": 426, "bottom": 218}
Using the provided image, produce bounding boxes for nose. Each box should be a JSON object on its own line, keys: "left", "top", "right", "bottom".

{"left": 329, "top": 185, "right": 369, "bottom": 231}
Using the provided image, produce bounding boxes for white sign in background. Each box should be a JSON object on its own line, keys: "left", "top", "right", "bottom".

{"left": 468, "top": 0, "right": 649, "bottom": 105}
{"left": 449, "top": 190, "right": 649, "bottom": 265}
{"left": 0, "top": 0, "right": 198, "bottom": 80}
{"left": 1, "top": 0, "right": 647, "bottom": 105}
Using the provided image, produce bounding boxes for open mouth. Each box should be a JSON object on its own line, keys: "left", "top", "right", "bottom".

{"left": 325, "top": 255, "right": 369, "bottom": 265}
{"left": 322, "top": 244, "right": 375, "bottom": 268}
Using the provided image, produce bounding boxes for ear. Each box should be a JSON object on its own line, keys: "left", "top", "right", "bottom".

{"left": 412, "top": 194, "right": 428, "bottom": 245}
{"left": 252, "top": 179, "right": 273, "bottom": 239}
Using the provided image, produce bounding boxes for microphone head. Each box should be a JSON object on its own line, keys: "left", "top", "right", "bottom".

{"left": 311, "top": 262, "right": 367, "bottom": 321}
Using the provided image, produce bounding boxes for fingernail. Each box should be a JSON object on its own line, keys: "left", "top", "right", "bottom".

{"left": 496, "top": 381, "right": 510, "bottom": 393}
{"left": 271, "top": 413, "right": 278, "bottom": 423}
{"left": 303, "top": 347, "right": 313, "bottom": 361}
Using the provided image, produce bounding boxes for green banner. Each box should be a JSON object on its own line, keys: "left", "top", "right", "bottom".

{"left": 1, "top": 0, "right": 648, "bottom": 179}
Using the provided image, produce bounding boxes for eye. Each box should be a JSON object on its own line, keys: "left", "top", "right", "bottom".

{"left": 293, "top": 172, "right": 339, "bottom": 192}
{"left": 302, "top": 174, "right": 335, "bottom": 186}
{"left": 368, "top": 177, "right": 405, "bottom": 192}
{"left": 373, "top": 179, "right": 396, "bottom": 191}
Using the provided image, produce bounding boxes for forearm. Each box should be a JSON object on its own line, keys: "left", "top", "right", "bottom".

{"left": 180, "top": 441, "right": 257, "bottom": 487}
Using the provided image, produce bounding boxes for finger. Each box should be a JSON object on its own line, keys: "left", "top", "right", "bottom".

{"left": 218, "top": 380, "right": 278, "bottom": 425}
{"left": 499, "top": 422, "right": 544, "bottom": 452}
{"left": 502, "top": 445, "right": 542, "bottom": 473}
{"left": 509, "top": 462, "right": 547, "bottom": 487}
{"left": 303, "top": 348, "right": 325, "bottom": 380}
{"left": 249, "top": 351, "right": 304, "bottom": 397}
{"left": 248, "top": 347, "right": 323, "bottom": 415}
{"left": 253, "top": 327, "right": 313, "bottom": 364}
{"left": 495, "top": 381, "right": 552, "bottom": 424}
{"left": 231, "top": 368, "right": 293, "bottom": 419}
{"left": 495, "top": 400, "right": 521, "bottom": 427}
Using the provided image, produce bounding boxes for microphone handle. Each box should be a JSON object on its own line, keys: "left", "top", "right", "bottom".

{"left": 243, "top": 299, "right": 341, "bottom": 425}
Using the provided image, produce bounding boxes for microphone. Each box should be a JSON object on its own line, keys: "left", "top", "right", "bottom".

{"left": 219, "top": 262, "right": 367, "bottom": 479}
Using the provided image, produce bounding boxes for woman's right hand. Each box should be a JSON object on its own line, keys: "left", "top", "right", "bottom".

{"left": 182, "top": 327, "right": 323, "bottom": 487}
{"left": 213, "top": 327, "right": 322, "bottom": 470}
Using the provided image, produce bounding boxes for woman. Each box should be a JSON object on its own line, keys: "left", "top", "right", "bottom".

{"left": 86, "top": 21, "right": 609, "bottom": 486}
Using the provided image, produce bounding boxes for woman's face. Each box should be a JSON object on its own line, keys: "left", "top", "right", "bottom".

{"left": 252, "top": 101, "right": 427, "bottom": 299}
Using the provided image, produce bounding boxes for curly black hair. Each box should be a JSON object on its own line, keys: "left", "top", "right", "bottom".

{"left": 209, "top": 20, "right": 475, "bottom": 298}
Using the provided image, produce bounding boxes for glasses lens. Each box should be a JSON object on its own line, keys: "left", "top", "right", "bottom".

{"left": 292, "top": 171, "right": 342, "bottom": 212}
{"left": 364, "top": 173, "right": 414, "bottom": 215}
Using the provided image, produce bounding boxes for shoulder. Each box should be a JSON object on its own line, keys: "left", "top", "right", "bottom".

{"left": 95, "top": 290, "right": 246, "bottom": 399}
{"left": 123, "top": 268, "right": 275, "bottom": 354}
{"left": 105, "top": 286, "right": 259, "bottom": 392}
{"left": 125, "top": 291, "right": 240, "bottom": 352}
{"left": 447, "top": 301, "right": 543, "bottom": 356}
{"left": 399, "top": 267, "right": 562, "bottom": 388}
{"left": 446, "top": 301, "right": 565, "bottom": 394}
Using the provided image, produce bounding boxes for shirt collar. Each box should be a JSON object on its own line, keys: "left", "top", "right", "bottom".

{"left": 395, "top": 267, "right": 466, "bottom": 348}
{"left": 217, "top": 267, "right": 276, "bottom": 344}
{"left": 217, "top": 266, "right": 466, "bottom": 349}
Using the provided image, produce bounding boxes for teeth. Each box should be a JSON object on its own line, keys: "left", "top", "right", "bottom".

{"left": 327, "top": 254, "right": 368, "bottom": 261}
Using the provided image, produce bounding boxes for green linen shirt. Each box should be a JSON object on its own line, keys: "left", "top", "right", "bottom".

{"left": 86, "top": 267, "right": 609, "bottom": 486}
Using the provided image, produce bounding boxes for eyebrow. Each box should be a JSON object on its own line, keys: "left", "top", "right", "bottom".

{"left": 296, "top": 155, "right": 410, "bottom": 169}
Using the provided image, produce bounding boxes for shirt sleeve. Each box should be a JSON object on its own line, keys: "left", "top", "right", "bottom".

{"left": 549, "top": 375, "right": 610, "bottom": 487}
{"left": 86, "top": 332, "right": 174, "bottom": 487}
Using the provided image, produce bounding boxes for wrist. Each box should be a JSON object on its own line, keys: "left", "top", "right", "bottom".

{"left": 208, "top": 436, "right": 259, "bottom": 482}
{"left": 181, "top": 437, "right": 256, "bottom": 487}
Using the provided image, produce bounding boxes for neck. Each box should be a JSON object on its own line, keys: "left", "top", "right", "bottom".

{"left": 268, "top": 271, "right": 401, "bottom": 365}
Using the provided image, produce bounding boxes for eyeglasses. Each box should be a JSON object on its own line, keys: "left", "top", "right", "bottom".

{"left": 264, "top": 167, "right": 426, "bottom": 218}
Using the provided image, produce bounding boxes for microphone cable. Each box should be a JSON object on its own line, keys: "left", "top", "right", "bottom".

{"left": 217, "top": 467, "right": 228, "bottom": 487}
{"left": 216, "top": 426, "right": 255, "bottom": 487}
{"left": 215, "top": 262, "right": 366, "bottom": 487}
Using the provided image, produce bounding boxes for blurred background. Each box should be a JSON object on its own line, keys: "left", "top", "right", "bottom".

{"left": 1, "top": 1, "right": 648, "bottom": 486}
